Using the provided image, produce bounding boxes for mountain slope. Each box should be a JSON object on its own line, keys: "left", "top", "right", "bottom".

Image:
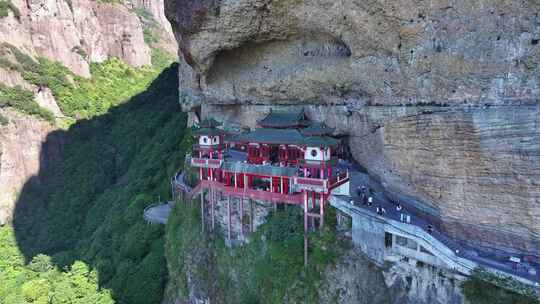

{"left": 3, "top": 64, "right": 188, "bottom": 304}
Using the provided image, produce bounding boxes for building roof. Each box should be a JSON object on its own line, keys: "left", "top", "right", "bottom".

{"left": 302, "top": 136, "right": 340, "bottom": 147}
{"left": 258, "top": 109, "right": 310, "bottom": 128}
{"left": 229, "top": 128, "right": 340, "bottom": 147}
{"left": 199, "top": 118, "right": 222, "bottom": 128}
{"left": 193, "top": 127, "right": 227, "bottom": 136}
{"left": 301, "top": 122, "right": 335, "bottom": 136}
{"left": 230, "top": 128, "right": 306, "bottom": 145}
{"left": 223, "top": 161, "right": 298, "bottom": 177}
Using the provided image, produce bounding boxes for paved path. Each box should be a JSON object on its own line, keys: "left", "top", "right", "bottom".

{"left": 143, "top": 203, "right": 172, "bottom": 224}
{"left": 341, "top": 165, "right": 539, "bottom": 284}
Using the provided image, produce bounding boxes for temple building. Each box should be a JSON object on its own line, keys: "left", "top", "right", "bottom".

{"left": 189, "top": 109, "right": 350, "bottom": 259}
{"left": 176, "top": 111, "right": 540, "bottom": 285}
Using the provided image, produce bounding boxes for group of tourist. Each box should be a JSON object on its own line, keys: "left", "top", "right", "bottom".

{"left": 352, "top": 185, "right": 438, "bottom": 235}
{"left": 354, "top": 185, "right": 389, "bottom": 216}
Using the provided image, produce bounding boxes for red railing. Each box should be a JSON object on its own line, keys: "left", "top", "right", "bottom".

{"left": 296, "top": 177, "right": 326, "bottom": 186}
{"left": 193, "top": 144, "right": 225, "bottom": 150}
{"left": 329, "top": 171, "right": 348, "bottom": 186}
{"left": 190, "top": 157, "right": 223, "bottom": 168}
{"left": 328, "top": 171, "right": 349, "bottom": 190}
{"left": 192, "top": 180, "right": 303, "bottom": 204}
{"left": 294, "top": 177, "right": 328, "bottom": 192}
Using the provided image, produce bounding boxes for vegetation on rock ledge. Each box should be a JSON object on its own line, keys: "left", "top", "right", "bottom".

{"left": 0, "top": 84, "right": 54, "bottom": 122}
{"left": 0, "top": 42, "right": 173, "bottom": 123}
{"left": 0, "top": 0, "right": 20, "bottom": 20}
{"left": 165, "top": 193, "right": 343, "bottom": 303}
{"left": 461, "top": 268, "right": 540, "bottom": 304}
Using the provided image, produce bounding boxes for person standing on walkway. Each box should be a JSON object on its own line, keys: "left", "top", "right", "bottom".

{"left": 396, "top": 203, "right": 402, "bottom": 211}
{"left": 368, "top": 196, "right": 373, "bottom": 206}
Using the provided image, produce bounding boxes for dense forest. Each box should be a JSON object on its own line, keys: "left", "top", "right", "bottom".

{"left": 1, "top": 61, "right": 188, "bottom": 303}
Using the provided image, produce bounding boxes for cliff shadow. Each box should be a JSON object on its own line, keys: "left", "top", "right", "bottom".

{"left": 11, "top": 63, "right": 188, "bottom": 304}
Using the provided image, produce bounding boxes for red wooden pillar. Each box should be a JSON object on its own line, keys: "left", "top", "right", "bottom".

{"left": 304, "top": 191, "right": 308, "bottom": 268}
{"left": 283, "top": 177, "right": 289, "bottom": 194}
{"left": 238, "top": 173, "right": 244, "bottom": 188}
{"left": 320, "top": 193, "right": 325, "bottom": 228}
{"left": 272, "top": 176, "right": 280, "bottom": 193}
{"left": 227, "top": 196, "right": 231, "bottom": 240}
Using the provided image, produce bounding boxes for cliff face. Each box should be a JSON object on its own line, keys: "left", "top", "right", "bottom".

{"left": 0, "top": 0, "right": 176, "bottom": 225}
{"left": 1, "top": 0, "right": 175, "bottom": 77}
{"left": 164, "top": 0, "right": 540, "bottom": 256}
{"left": 0, "top": 109, "right": 62, "bottom": 225}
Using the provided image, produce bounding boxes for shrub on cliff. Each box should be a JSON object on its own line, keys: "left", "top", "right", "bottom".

{"left": 0, "top": 0, "right": 20, "bottom": 20}
{"left": 461, "top": 268, "right": 539, "bottom": 304}
{"left": 0, "top": 112, "right": 8, "bottom": 125}
{"left": 0, "top": 42, "right": 173, "bottom": 121}
{"left": 0, "top": 84, "right": 54, "bottom": 122}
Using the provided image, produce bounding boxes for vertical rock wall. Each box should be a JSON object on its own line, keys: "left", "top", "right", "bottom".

{"left": 164, "top": 0, "right": 540, "bottom": 257}
{"left": 0, "top": 109, "right": 62, "bottom": 225}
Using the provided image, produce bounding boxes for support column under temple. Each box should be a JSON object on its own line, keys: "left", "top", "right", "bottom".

{"left": 249, "top": 199, "right": 254, "bottom": 233}
{"left": 211, "top": 188, "right": 215, "bottom": 232}
{"left": 240, "top": 197, "right": 244, "bottom": 239}
{"left": 320, "top": 194, "right": 325, "bottom": 228}
{"left": 227, "top": 195, "right": 231, "bottom": 240}
{"left": 201, "top": 190, "right": 205, "bottom": 233}
{"left": 304, "top": 191, "right": 308, "bottom": 268}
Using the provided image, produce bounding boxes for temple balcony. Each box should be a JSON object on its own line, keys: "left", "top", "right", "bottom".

{"left": 222, "top": 161, "right": 298, "bottom": 177}
{"left": 194, "top": 180, "right": 304, "bottom": 205}
{"left": 190, "top": 157, "right": 223, "bottom": 169}
{"left": 293, "top": 171, "right": 349, "bottom": 193}
{"left": 297, "top": 157, "right": 338, "bottom": 167}
{"left": 193, "top": 143, "right": 226, "bottom": 151}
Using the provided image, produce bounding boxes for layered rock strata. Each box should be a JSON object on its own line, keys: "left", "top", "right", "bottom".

{"left": 165, "top": 0, "right": 540, "bottom": 256}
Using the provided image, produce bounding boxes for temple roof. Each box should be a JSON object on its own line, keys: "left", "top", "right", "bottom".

{"left": 199, "top": 118, "right": 222, "bottom": 128}
{"left": 229, "top": 128, "right": 339, "bottom": 147}
{"left": 230, "top": 128, "right": 305, "bottom": 145}
{"left": 302, "top": 136, "right": 340, "bottom": 147}
{"left": 193, "top": 127, "right": 227, "bottom": 136}
{"left": 258, "top": 109, "right": 310, "bottom": 128}
{"left": 300, "top": 122, "right": 335, "bottom": 136}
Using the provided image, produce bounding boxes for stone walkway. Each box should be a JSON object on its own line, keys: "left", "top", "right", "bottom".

{"left": 143, "top": 203, "right": 172, "bottom": 224}
{"left": 341, "top": 166, "right": 540, "bottom": 285}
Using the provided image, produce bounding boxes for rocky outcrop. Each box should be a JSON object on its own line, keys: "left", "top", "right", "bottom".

{"left": 166, "top": 0, "right": 540, "bottom": 107}
{"left": 0, "top": 0, "right": 176, "bottom": 225}
{"left": 1, "top": 0, "right": 176, "bottom": 78}
{"left": 124, "top": 0, "right": 177, "bottom": 54}
{"left": 383, "top": 259, "right": 467, "bottom": 304}
{"left": 0, "top": 109, "right": 62, "bottom": 225}
{"left": 165, "top": 0, "right": 540, "bottom": 257}
{"left": 319, "top": 245, "right": 467, "bottom": 304}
